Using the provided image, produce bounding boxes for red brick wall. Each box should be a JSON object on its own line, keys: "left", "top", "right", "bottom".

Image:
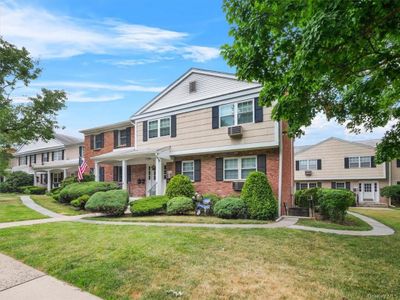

{"left": 128, "top": 164, "right": 146, "bottom": 197}
{"left": 174, "top": 149, "right": 279, "bottom": 198}
{"left": 280, "top": 121, "right": 294, "bottom": 215}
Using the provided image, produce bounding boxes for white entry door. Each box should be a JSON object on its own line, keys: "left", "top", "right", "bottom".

{"left": 146, "top": 164, "right": 156, "bottom": 196}
{"left": 360, "top": 182, "right": 378, "bottom": 202}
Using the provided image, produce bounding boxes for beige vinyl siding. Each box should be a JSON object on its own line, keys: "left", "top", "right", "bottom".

{"left": 295, "top": 138, "right": 386, "bottom": 181}
{"left": 145, "top": 73, "right": 260, "bottom": 113}
{"left": 64, "top": 145, "right": 81, "bottom": 160}
{"left": 137, "top": 106, "right": 276, "bottom": 152}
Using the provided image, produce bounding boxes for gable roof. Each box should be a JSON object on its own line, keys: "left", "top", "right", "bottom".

{"left": 131, "top": 68, "right": 261, "bottom": 118}
{"left": 80, "top": 120, "right": 132, "bottom": 135}
{"left": 295, "top": 137, "right": 379, "bottom": 155}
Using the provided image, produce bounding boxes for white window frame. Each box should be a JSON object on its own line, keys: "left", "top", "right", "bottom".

{"left": 53, "top": 150, "right": 63, "bottom": 161}
{"left": 336, "top": 182, "right": 346, "bottom": 189}
{"left": 118, "top": 129, "right": 127, "bottom": 147}
{"left": 223, "top": 156, "right": 257, "bottom": 181}
{"left": 94, "top": 134, "right": 103, "bottom": 149}
{"left": 348, "top": 156, "right": 371, "bottom": 168}
{"left": 219, "top": 100, "right": 254, "bottom": 128}
{"left": 182, "top": 160, "right": 194, "bottom": 181}
{"left": 148, "top": 117, "right": 171, "bottom": 139}
{"left": 298, "top": 159, "right": 318, "bottom": 171}
{"left": 297, "top": 182, "right": 319, "bottom": 190}
{"left": 42, "top": 152, "right": 49, "bottom": 163}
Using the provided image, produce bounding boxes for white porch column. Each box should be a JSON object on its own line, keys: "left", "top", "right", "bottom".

{"left": 63, "top": 169, "right": 67, "bottom": 179}
{"left": 122, "top": 160, "right": 127, "bottom": 191}
{"left": 47, "top": 170, "right": 51, "bottom": 191}
{"left": 94, "top": 162, "right": 99, "bottom": 181}
{"left": 155, "top": 156, "right": 163, "bottom": 195}
{"left": 33, "top": 171, "right": 37, "bottom": 186}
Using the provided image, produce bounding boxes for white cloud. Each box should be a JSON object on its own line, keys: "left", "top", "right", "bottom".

{"left": 66, "top": 92, "right": 124, "bottom": 103}
{"left": 0, "top": 2, "right": 219, "bottom": 62}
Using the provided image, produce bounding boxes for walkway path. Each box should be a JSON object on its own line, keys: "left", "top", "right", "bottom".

{"left": 0, "top": 253, "right": 101, "bottom": 300}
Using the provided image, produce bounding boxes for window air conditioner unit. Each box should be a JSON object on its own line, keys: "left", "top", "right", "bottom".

{"left": 228, "top": 126, "right": 243, "bottom": 138}
{"left": 232, "top": 181, "right": 244, "bottom": 191}
{"left": 305, "top": 170, "right": 312, "bottom": 176}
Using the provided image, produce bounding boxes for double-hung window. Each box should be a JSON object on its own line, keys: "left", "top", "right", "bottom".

{"left": 148, "top": 118, "right": 171, "bottom": 139}
{"left": 94, "top": 134, "right": 103, "bottom": 149}
{"left": 182, "top": 161, "right": 194, "bottom": 181}
{"left": 224, "top": 157, "right": 257, "bottom": 180}
{"left": 336, "top": 182, "right": 346, "bottom": 189}
{"left": 348, "top": 156, "right": 371, "bottom": 168}
{"left": 219, "top": 100, "right": 254, "bottom": 127}
{"left": 42, "top": 152, "right": 49, "bottom": 163}
{"left": 118, "top": 130, "right": 127, "bottom": 146}
{"left": 298, "top": 159, "right": 318, "bottom": 170}
{"left": 360, "top": 156, "right": 371, "bottom": 168}
{"left": 53, "top": 150, "right": 63, "bottom": 161}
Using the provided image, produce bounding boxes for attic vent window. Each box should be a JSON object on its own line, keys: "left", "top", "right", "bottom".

{"left": 189, "top": 81, "right": 197, "bottom": 93}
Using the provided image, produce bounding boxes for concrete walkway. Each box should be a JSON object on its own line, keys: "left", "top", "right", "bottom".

{"left": 0, "top": 253, "right": 101, "bottom": 300}
{"left": 20, "top": 195, "right": 64, "bottom": 218}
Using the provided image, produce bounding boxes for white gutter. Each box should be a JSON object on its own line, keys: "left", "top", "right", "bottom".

{"left": 278, "top": 121, "right": 282, "bottom": 217}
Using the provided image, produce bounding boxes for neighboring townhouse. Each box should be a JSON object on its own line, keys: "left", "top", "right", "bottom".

{"left": 12, "top": 134, "right": 84, "bottom": 190}
{"left": 81, "top": 68, "right": 294, "bottom": 215}
{"left": 294, "top": 137, "right": 400, "bottom": 205}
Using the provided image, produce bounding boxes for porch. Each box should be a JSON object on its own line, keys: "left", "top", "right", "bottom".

{"left": 91, "top": 147, "right": 172, "bottom": 197}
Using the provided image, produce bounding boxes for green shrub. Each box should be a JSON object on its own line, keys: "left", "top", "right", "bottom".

{"left": 85, "top": 190, "right": 128, "bottom": 216}
{"left": 130, "top": 196, "right": 169, "bottom": 216}
{"left": 71, "top": 195, "right": 90, "bottom": 209}
{"left": 166, "top": 196, "right": 194, "bottom": 215}
{"left": 60, "top": 174, "right": 95, "bottom": 189}
{"left": 0, "top": 171, "right": 33, "bottom": 192}
{"left": 381, "top": 185, "right": 400, "bottom": 205}
{"left": 165, "top": 174, "right": 195, "bottom": 199}
{"left": 241, "top": 171, "right": 277, "bottom": 220}
{"left": 18, "top": 185, "right": 47, "bottom": 195}
{"left": 59, "top": 181, "right": 119, "bottom": 203}
{"left": 213, "top": 197, "right": 247, "bottom": 219}
{"left": 318, "top": 189, "right": 355, "bottom": 222}
{"left": 294, "top": 188, "right": 321, "bottom": 207}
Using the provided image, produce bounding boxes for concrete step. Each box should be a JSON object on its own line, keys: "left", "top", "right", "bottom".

{"left": 358, "top": 202, "right": 388, "bottom": 208}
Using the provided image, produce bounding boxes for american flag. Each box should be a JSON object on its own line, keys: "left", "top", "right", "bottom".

{"left": 77, "top": 157, "right": 88, "bottom": 181}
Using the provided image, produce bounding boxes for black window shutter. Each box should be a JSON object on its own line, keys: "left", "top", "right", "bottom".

{"left": 397, "top": 159, "right": 400, "bottom": 168}
{"left": 114, "top": 130, "right": 119, "bottom": 148}
{"left": 61, "top": 150, "right": 64, "bottom": 160}
{"left": 371, "top": 156, "right": 376, "bottom": 168}
{"left": 296, "top": 182, "right": 300, "bottom": 190}
{"left": 257, "top": 154, "right": 267, "bottom": 174}
{"left": 99, "top": 167, "right": 104, "bottom": 182}
{"left": 90, "top": 135, "right": 94, "bottom": 149}
{"left": 100, "top": 133, "right": 104, "bottom": 148}
{"left": 344, "top": 157, "right": 349, "bottom": 169}
{"left": 171, "top": 115, "right": 177, "bottom": 137}
{"left": 254, "top": 97, "right": 263, "bottom": 123}
{"left": 113, "top": 166, "right": 118, "bottom": 181}
{"left": 41, "top": 153, "right": 44, "bottom": 165}
{"left": 317, "top": 159, "right": 322, "bottom": 170}
{"left": 126, "top": 127, "right": 131, "bottom": 147}
{"left": 127, "top": 165, "right": 132, "bottom": 182}
{"left": 212, "top": 106, "right": 219, "bottom": 129}
{"left": 51, "top": 152, "right": 54, "bottom": 161}
{"left": 18, "top": 157, "right": 21, "bottom": 166}
{"left": 295, "top": 160, "right": 299, "bottom": 171}
{"left": 194, "top": 159, "right": 201, "bottom": 182}
{"left": 33, "top": 155, "right": 36, "bottom": 164}
{"left": 175, "top": 161, "right": 182, "bottom": 174}
{"left": 317, "top": 182, "right": 322, "bottom": 188}
{"left": 346, "top": 182, "right": 351, "bottom": 190}
{"left": 143, "top": 121, "right": 148, "bottom": 142}
{"left": 331, "top": 182, "right": 337, "bottom": 189}
{"left": 216, "top": 158, "right": 223, "bottom": 181}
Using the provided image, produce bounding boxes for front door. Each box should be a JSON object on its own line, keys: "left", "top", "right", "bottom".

{"left": 360, "top": 182, "right": 378, "bottom": 202}
{"left": 146, "top": 164, "right": 156, "bottom": 196}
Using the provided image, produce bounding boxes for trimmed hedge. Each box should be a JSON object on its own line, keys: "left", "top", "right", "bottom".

{"left": 85, "top": 190, "right": 128, "bottom": 216}
{"left": 71, "top": 195, "right": 90, "bottom": 209}
{"left": 130, "top": 196, "right": 169, "bottom": 216}
{"left": 18, "top": 185, "right": 47, "bottom": 195}
{"left": 241, "top": 171, "right": 277, "bottom": 220}
{"left": 165, "top": 174, "right": 195, "bottom": 199}
{"left": 0, "top": 171, "right": 33, "bottom": 192}
{"left": 381, "top": 185, "right": 400, "bottom": 205}
{"left": 294, "top": 188, "right": 321, "bottom": 207}
{"left": 61, "top": 174, "right": 95, "bottom": 189}
{"left": 213, "top": 197, "right": 247, "bottom": 219}
{"left": 59, "top": 181, "right": 119, "bottom": 203}
{"left": 166, "top": 196, "right": 194, "bottom": 215}
{"left": 318, "top": 189, "right": 355, "bottom": 222}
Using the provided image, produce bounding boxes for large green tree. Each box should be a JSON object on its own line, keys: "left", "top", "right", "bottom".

{"left": 222, "top": 0, "right": 400, "bottom": 162}
{"left": 0, "top": 37, "right": 66, "bottom": 175}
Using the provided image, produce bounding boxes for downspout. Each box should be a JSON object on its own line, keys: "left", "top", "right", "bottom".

{"left": 388, "top": 161, "right": 392, "bottom": 207}
{"left": 278, "top": 121, "right": 282, "bottom": 217}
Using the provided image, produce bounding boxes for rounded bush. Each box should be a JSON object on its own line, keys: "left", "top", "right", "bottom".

{"left": 318, "top": 189, "right": 355, "bottom": 222}
{"left": 241, "top": 171, "right": 277, "bottom": 220}
{"left": 19, "top": 185, "right": 47, "bottom": 195}
{"left": 165, "top": 174, "right": 195, "bottom": 199}
{"left": 213, "top": 197, "right": 247, "bottom": 219}
{"left": 71, "top": 194, "right": 90, "bottom": 209}
{"left": 58, "top": 181, "right": 119, "bottom": 203}
{"left": 0, "top": 171, "right": 33, "bottom": 192}
{"left": 61, "top": 174, "right": 95, "bottom": 189}
{"left": 166, "top": 196, "right": 194, "bottom": 215}
{"left": 130, "top": 195, "right": 169, "bottom": 216}
{"left": 85, "top": 190, "right": 128, "bottom": 216}
{"left": 294, "top": 187, "right": 321, "bottom": 207}
{"left": 381, "top": 185, "right": 400, "bottom": 206}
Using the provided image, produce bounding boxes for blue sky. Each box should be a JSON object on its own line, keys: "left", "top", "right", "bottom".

{"left": 1, "top": 0, "right": 390, "bottom": 145}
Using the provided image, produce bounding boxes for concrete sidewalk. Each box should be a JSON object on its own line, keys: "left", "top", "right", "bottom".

{"left": 0, "top": 253, "right": 101, "bottom": 300}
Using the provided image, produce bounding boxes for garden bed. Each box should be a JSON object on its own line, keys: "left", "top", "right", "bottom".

{"left": 295, "top": 214, "right": 372, "bottom": 231}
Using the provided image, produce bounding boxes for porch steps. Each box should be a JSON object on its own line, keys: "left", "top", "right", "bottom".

{"left": 358, "top": 202, "right": 388, "bottom": 208}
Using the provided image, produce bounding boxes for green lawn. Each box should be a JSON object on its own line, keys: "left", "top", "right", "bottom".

{"left": 0, "top": 209, "right": 399, "bottom": 299}
{"left": 0, "top": 193, "right": 47, "bottom": 222}
{"left": 87, "top": 214, "right": 270, "bottom": 224}
{"left": 30, "top": 195, "right": 85, "bottom": 216}
{"left": 296, "top": 213, "right": 372, "bottom": 231}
